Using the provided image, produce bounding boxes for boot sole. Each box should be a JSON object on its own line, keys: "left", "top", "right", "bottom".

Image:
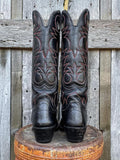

{"left": 64, "top": 125, "right": 86, "bottom": 143}
{"left": 32, "top": 124, "right": 56, "bottom": 143}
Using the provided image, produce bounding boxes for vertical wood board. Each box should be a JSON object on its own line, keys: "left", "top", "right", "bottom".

{"left": 111, "top": 51, "right": 120, "bottom": 160}
{"left": 112, "top": 0, "right": 120, "bottom": 19}
{"left": 111, "top": 1, "right": 120, "bottom": 159}
{"left": 0, "top": 50, "right": 11, "bottom": 160}
{"left": 100, "top": 0, "right": 111, "bottom": 159}
{"left": 11, "top": 51, "right": 22, "bottom": 159}
{"left": 0, "top": 0, "right": 11, "bottom": 19}
{"left": 87, "top": 51, "right": 99, "bottom": 128}
{"left": 11, "top": 0, "right": 22, "bottom": 19}
{"left": 100, "top": 51, "right": 111, "bottom": 160}
{"left": 0, "top": 0, "right": 11, "bottom": 160}
{"left": 11, "top": 0, "right": 23, "bottom": 159}
{"left": 22, "top": 50, "right": 32, "bottom": 126}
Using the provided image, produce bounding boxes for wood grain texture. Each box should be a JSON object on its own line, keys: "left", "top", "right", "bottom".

{"left": 87, "top": 51, "right": 99, "bottom": 128}
{"left": 22, "top": 50, "right": 32, "bottom": 126}
{"left": 101, "top": 0, "right": 112, "bottom": 20}
{"left": 68, "top": 0, "right": 99, "bottom": 128}
{"left": 11, "top": 51, "right": 22, "bottom": 159}
{"left": 0, "top": 50, "right": 11, "bottom": 160}
{"left": 111, "top": 1, "right": 120, "bottom": 159}
{"left": 11, "top": 0, "right": 23, "bottom": 159}
{"left": 1, "top": 19, "right": 120, "bottom": 49}
{"left": 0, "top": 0, "right": 11, "bottom": 19}
{"left": 100, "top": 51, "right": 111, "bottom": 159}
{"left": 100, "top": 0, "right": 111, "bottom": 159}
{"left": 111, "top": 51, "right": 120, "bottom": 160}
{"left": 0, "top": 0, "right": 11, "bottom": 160}
{"left": 112, "top": 0, "right": 120, "bottom": 19}
{"left": 11, "top": 0, "right": 22, "bottom": 19}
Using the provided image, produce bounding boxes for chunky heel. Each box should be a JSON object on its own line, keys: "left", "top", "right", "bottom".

{"left": 32, "top": 125, "right": 56, "bottom": 143}
{"left": 65, "top": 126, "right": 86, "bottom": 143}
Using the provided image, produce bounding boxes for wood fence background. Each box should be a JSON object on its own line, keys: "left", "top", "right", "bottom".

{"left": 0, "top": 0, "right": 120, "bottom": 160}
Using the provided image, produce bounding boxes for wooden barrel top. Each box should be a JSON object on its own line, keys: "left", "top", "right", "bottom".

{"left": 14, "top": 125, "right": 104, "bottom": 160}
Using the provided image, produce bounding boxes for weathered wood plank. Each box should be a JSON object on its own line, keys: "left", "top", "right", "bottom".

{"left": 23, "top": 110, "right": 32, "bottom": 126}
{"left": 0, "top": 0, "right": 11, "bottom": 160}
{"left": 22, "top": 0, "right": 64, "bottom": 126}
{"left": 100, "top": 51, "right": 111, "bottom": 160}
{"left": 111, "top": 1, "right": 120, "bottom": 159}
{"left": 101, "top": 0, "right": 112, "bottom": 20}
{"left": 11, "top": 0, "right": 23, "bottom": 159}
{"left": 0, "top": 19, "right": 120, "bottom": 49}
{"left": 11, "top": 0, "right": 22, "bottom": 19}
{"left": 100, "top": 0, "right": 111, "bottom": 159}
{"left": 0, "top": 0, "right": 11, "bottom": 19}
{"left": 68, "top": 0, "right": 99, "bottom": 128}
{"left": 111, "top": 50, "right": 120, "bottom": 160}
{"left": 11, "top": 51, "right": 22, "bottom": 159}
{"left": 0, "top": 50, "right": 11, "bottom": 160}
{"left": 22, "top": 50, "right": 32, "bottom": 126}
{"left": 112, "top": 0, "right": 120, "bottom": 19}
{"left": 87, "top": 51, "right": 99, "bottom": 128}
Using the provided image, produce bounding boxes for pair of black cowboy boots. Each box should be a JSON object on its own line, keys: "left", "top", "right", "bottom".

{"left": 32, "top": 9, "right": 90, "bottom": 143}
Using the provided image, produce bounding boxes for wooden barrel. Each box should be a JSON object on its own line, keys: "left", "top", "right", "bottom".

{"left": 14, "top": 125, "right": 104, "bottom": 160}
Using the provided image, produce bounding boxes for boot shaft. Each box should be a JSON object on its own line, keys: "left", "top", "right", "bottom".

{"left": 32, "top": 10, "right": 61, "bottom": 109}
{"left": 61, "top": 9, "right": 90, "bottom": 110}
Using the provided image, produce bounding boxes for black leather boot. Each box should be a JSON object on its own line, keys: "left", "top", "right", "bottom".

{"left": 32, "top": 10, "right": 60, "bottom": 143}
{"left": 61, "top": 9, "right": 90, "bottom": 142}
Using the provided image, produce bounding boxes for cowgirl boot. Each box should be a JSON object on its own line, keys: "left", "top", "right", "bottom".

{"left": 61, "top": 9, "right": 90, "bottom": 142}
{"left": 32, "top": 10, "right": 60, "bottom": 143}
